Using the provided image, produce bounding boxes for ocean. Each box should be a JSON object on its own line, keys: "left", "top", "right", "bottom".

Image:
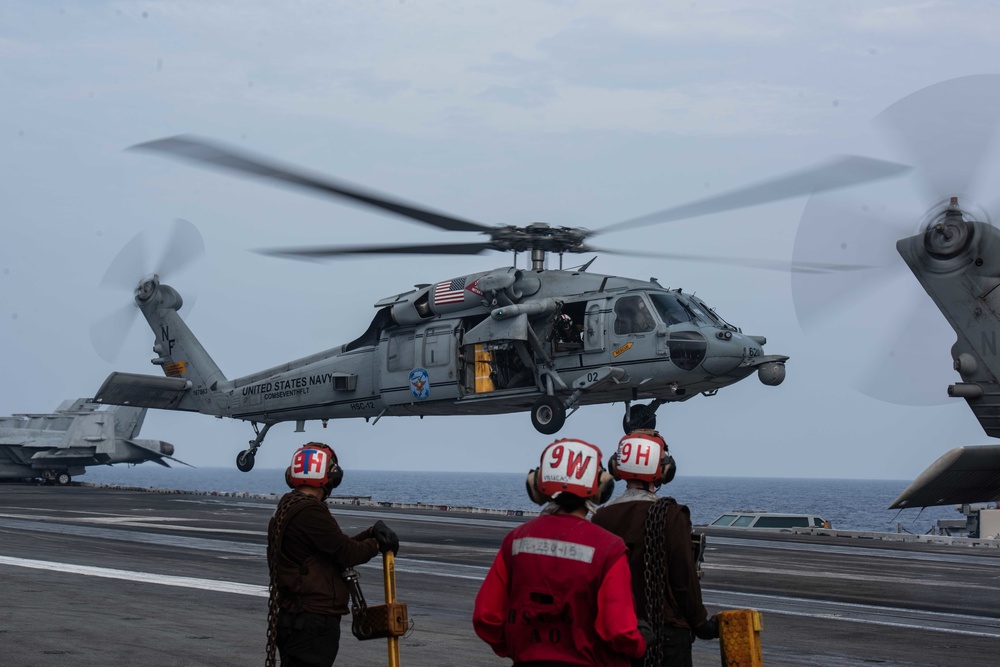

{"left": 74, "top": 466, "right": 967, "bottom": 534}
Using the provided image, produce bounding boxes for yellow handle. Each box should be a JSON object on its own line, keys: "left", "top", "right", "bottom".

{"left": 384, "top": 551, "right": 401, "bottom": 667}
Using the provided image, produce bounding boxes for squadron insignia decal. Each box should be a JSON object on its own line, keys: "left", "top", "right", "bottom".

{"left": 409, "top": 367, "right": 430, "bottom": 400}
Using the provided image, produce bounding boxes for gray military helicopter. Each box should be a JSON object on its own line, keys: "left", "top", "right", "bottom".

{"left": 93, "top": 136, "right": 906, "bottom": 471}
{"left": 0, "top": 398, "right": 187, "bottom": 485}
{"left": 792, "top": 74, "right": 1000, "bottom": 430}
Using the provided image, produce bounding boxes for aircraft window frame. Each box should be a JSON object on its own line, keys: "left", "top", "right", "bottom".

{"left": 613, "top": 295, "right": 656, "bottom": 335}
{"left": 422, "top": 326, "right": 452, "bottom": 367}
{"left": 686, "top": 296, "right": 724, "bottom": 326}
{"left": 387, "top": 330, "right": 416, "bottom": 372}
{"left": 649, "top": 293, "right": 694, "bottom": 326}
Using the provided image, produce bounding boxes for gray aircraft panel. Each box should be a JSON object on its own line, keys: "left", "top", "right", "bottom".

{"left": 890, "top": 445, "right": 1000, "bottom": 509}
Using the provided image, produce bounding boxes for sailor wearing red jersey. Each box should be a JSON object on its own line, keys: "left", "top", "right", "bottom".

{"left": 473, "top": 438, "right": 649, "bottom": 666}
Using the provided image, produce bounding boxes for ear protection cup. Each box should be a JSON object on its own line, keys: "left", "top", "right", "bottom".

{"left": 285, "top": 466, "right": 294, "bottom": 489}
{"left": 608, "top": 452, "right": 622, "bottom": 481}
{"left": 525, "top": 468, "right": 551, "bottom": 505}
{"left": 595, "top": 470, "right": 615, "bottom": 505}
{"left": 660, "top": 453, "right": 676, "bottom": 486}
{"left": 327, "top": 461, "right": 344, "bottom": 490}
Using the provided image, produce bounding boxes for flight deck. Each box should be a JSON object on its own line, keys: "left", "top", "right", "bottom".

{"left": 1, "top": 484, "right": 998, "bottom": 666}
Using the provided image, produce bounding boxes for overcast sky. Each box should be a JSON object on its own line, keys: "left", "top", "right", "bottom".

{"left": 3, "top": 1, "right": 1000, "bottom": 478}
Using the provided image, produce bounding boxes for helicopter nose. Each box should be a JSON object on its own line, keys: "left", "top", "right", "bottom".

{"left": 699, "top": 330, "right": 747, "bottom": 376}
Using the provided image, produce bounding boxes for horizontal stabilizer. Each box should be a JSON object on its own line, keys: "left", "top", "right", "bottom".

{"left": 127, "top": 439, "right": 194, "bottom": 468}
{"left": 95, "top": 372, "right": 191, "bottom": 411}
{"left": 890, "top": 445, "right": 1000, "bottom": 509}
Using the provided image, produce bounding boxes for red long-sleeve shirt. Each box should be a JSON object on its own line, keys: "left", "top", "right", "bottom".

{"left": 473, "top": 512, "right": 646, "bottom": 666}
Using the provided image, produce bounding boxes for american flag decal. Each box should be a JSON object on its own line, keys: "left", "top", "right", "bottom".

{"left": 434, "top": 277, "right": 467, "bottom": 305}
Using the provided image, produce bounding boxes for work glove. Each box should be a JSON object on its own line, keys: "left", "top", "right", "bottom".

{"left": 637, "top": 620, "right": 656, "bottom": 654}
{"left": 372, "top": 520, "right": 399, "bottom": 555}
{"left": 694, "top": 615, "right": 719, "bottom": 641}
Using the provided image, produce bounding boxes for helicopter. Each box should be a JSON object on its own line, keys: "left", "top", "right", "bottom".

{"left": 93, "top": 136, "right": 907, "bottom": 472}
{"left": 791, "top": 74, "right": 1000, "bottom": 432}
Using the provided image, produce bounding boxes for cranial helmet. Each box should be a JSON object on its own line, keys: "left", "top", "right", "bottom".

{"left": 285, "top": 442, "right": 344, "bottom": 497}
{"left": 525, "top": 438, "right": 614, "bottom": 505}
{"left": 608, "top": 429, "right": 676, "bottom": 486}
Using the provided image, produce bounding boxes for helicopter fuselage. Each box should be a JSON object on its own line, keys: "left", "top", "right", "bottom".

{"left": 97, "top": 265, "right": 786, "bottom": 446}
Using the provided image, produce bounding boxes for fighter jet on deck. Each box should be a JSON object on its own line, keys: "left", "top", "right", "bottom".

{"left": 0, "top": 399, "right": 188, "bottom": 485}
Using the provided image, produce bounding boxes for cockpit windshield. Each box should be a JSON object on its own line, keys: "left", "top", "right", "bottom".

{"left": 685, "top": 297, "right": 720, "bottom": 325}
{"left": 649, "top": 293, "right": 695, "bottom": 325}
{"left": 689, "top": 295, "right": 738, "bottom": 331}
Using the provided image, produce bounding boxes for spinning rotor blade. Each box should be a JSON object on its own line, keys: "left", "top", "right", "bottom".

{"left": 596, "top": 155, "right": 910, "bottom": 236}
{"left": 90, "top": 301, "right": 139, "bottom": 363}
{"left": 792, "top": 74, "right": 1000, "bottom": 406}
{"left": 155, "top": 218, "right": 205, "bottom": 278}
{"left": 594, "top": 246, "right": 876, "bottom": 274}
{"left": 131, "top": 136, "right": 493, "bottom": 234}
{"left": 877, "top": 73, "right": 1000, "bottom": 200}
{"left": 258, "top": 241, "right": 498, "bottom": 259}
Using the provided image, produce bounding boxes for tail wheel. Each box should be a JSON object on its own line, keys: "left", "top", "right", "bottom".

{"left": 531, "top": 396, "right": 566, "bottom": 435}
{"left": 623, "top": 404, "right": 657, "bottom": 434}
{"left": 236, "top": 450, "right": 256, "bottom": 472}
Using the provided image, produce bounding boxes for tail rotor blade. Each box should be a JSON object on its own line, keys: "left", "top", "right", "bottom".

{"left": 99, "top": 229, "right": 149, "bottom": 290}
{"left": 90, "top": 301, "right": 139, "bottom": 363}
{"left": 851, "top": 287, "right": 959, "bottom": 406}
{"left": 155, "top": 218, "right": 205, "bottom": 279}
{"left": 876, "top": 74, "right": 1000, "bottom": 200}
{"left": 791, "top": 193, "right": 914, "bottom": 331}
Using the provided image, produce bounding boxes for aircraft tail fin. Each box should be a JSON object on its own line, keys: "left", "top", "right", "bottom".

{"left": 119, "top": 278, "right": 229, "bottom": 413}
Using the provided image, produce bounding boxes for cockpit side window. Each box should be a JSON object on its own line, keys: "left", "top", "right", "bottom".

{"left": 614, "top": 295, "right": 656, "bottom": 335}
{"left": 649, "top": 293, "right": 693, "bottom": 326}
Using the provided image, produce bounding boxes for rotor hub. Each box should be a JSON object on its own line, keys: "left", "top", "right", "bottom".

{"left": 921, "top": 197, "right": 980, "bottom": 260}
{"left": 489, "top": 224, "right": 590, "bottom": 254}
{"left": 135, "top": 275, "right": 160, "bottom": 302}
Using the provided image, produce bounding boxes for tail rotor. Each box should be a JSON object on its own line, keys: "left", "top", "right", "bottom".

{"left": 90, "top": 219, "right": 205, "bottom": 363}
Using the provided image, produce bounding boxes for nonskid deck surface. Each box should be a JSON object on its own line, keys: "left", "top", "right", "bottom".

{"left": 1, "top": 485, "right": 998, "bottom": 666}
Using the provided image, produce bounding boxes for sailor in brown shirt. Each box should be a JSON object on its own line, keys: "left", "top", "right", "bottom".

{"left": 592, "top": 430, "right": 718, "bottom": 667}
{"left": 266, "top": 442, "right": 399, "bottom": 667}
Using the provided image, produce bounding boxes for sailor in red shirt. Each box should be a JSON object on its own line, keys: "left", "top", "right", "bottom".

{"left": 473, "top": 438, "right": 648, "bottom": 666}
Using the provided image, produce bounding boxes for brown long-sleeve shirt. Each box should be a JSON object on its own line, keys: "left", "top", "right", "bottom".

{"left": 592, "top": 490, "right": 708, "bottom": 631}
{"left": 268, "top": 490, "right": 380, "bottom": 615}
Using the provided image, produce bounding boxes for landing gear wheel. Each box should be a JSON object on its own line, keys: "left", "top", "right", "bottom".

{"left": 236, "top": 450, "right": 256, "bottom": 472}
{"left": 531, "top": 396, "right": 566, "bottom": 435}
{"left": 623, "top": 404, "right": 657, "bottom": 433}
{"left": 55, "top": 472, "right": 71, "bottom": 486}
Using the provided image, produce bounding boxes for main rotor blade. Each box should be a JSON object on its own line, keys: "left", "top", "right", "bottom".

{"left": 595, "top": 156, "right": 911, "bottom": 236}
{"left": 130, "top": 136, "right": 493, "bottom": 234}
{"left": 256, "top": 241, "right": 498, "bottom": 260}
{"left": 592, "top": 246, "right": 875, "bottom": 274}
{"left": 876, "top": 74, "right": 1000, "bottom": 199}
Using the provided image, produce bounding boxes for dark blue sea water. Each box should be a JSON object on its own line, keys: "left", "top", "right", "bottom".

{"left": 77, "top": 466, "right": 964, "bottom": 534}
